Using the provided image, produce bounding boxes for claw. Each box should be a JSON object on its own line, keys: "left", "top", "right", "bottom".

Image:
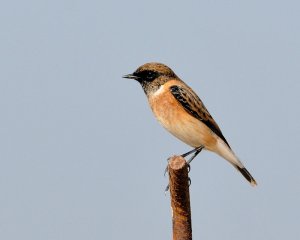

{"left": 187, "top": 163, "right": 191, "bottom": 173}
{"left": 164, "top": 166, "right": 168, "bottom": 177}
{"left": 164, "top": 157, "right": 172, "bottom": 176}
{"left": 164, "top": 184, "right": 169, "bottom": 194}
{"left": 188, "top": 177, "right": 192, "bottom": 187}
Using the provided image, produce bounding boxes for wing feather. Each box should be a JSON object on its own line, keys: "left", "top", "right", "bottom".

{"left": 169, "top": 85, "right": 231, "bottom": 148}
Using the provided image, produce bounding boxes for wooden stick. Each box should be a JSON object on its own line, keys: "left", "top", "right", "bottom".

{"left": 168, "top": 155, "right": 192, "bottom": 240}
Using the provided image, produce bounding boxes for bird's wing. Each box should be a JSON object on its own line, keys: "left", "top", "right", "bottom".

{"left": 169, "top": 85, "right": 230, "bottom": 148}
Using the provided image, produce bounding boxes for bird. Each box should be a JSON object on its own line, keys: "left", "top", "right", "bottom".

{"left": 123, "top": 62, "right": 257, "bottom": 186}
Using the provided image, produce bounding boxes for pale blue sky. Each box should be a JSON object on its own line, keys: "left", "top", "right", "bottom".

{"left": 0, "top": 1, "right": 299, "bottom": 239}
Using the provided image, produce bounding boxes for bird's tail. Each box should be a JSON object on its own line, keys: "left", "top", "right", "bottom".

{"left": 214, "top": 138, "right": 257, "bottom": 186}
{"left": 234, "top": 165, "right": 257, "bottom": 187}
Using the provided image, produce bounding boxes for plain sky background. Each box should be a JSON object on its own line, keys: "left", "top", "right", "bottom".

{"left": 1, "top": 1, "right": 299, "bottom": 239}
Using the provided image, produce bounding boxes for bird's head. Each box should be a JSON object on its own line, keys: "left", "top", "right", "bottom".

{"left": 123, "top": 62, "right": 178, "bottom": 96}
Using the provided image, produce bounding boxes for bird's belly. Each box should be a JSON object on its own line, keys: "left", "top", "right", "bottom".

{"left": 150, "top": 97, "right": 217, "bottom": 149}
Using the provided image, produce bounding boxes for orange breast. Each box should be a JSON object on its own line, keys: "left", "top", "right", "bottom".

{"left": 148, "top": 81, "right": 217, "bottom": 150}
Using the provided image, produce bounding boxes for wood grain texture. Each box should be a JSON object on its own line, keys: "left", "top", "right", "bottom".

{"left": 168, "top": 155, "right": 192, "bottom": 240}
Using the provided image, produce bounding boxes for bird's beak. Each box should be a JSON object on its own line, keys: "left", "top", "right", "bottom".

{"left": 123, "top": 73, "right": 140, "bottom": 80}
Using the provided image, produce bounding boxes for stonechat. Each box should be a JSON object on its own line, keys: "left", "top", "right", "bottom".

{"left": 124, "top": 62, "right": 257, "bottom": 186}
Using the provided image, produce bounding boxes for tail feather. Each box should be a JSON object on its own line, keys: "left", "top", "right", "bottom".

{"left": 235, "top": 165, "right": 257, "bottom": 187}
{"left": 215, "top": 138, "right": 257, "bottom": 186}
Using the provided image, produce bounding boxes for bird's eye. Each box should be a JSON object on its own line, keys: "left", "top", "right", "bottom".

{"left": 147, "top": 71, "right": 154, "bottom": 79}
{"left": 144, "top": 70, "right": 157, "bottom": 81}
{"left": 134, "top": 70, "right": 158, "bottom": 82}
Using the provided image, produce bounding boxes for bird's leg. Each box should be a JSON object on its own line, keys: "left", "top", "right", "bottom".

{"left": 186, "top": 146, "right": 203, "bottom": 165}
{"left": 186, "top": 147, "right": 203, "bottom": 172}
{"left": 164, "top": 146, "right": 203, "bottom": 176}
{"left": 164, "top": 146, "right": 203, "bottom": 192}
{"left": 181, "top": 146, "right": 203, "bottom": 158}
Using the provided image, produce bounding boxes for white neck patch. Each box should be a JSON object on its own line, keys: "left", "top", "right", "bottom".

{"left": 153, "top": 84, "right": 165, "bottom": 97}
